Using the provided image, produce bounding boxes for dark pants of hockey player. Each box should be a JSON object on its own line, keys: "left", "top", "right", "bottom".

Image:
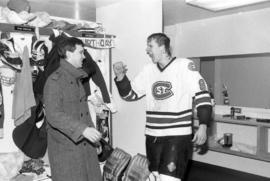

{"left": 146, "top": 135, "right": 192, "bottom": 179}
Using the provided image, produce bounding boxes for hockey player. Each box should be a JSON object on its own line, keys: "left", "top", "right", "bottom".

{"left": 113, "top": 33, "right": 212, "bottom": 181}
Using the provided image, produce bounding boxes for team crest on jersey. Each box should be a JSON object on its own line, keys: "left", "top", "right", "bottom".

{"left": 199, "top": 79, "right": 207, "bottom": 90}
{"left": 188, "top": 62, "right": 196, "bottom": 71}
{"left": 152, "top": 81, "right": 174, "bottom": 100}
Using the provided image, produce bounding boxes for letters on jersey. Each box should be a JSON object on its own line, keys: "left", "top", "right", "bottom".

{"left": 152, "top": 81, "right": 173, "bottom": 100}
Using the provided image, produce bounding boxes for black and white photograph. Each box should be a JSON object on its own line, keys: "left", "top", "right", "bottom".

{"left": 0, "top": 0, "right": 270, "bottom": 181}
{"left": 96, "top": 110, "right": 110, "bottom": 144}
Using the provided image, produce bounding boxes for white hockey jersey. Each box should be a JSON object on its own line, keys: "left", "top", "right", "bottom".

{"left": 120, "top": 58, "right": 212, "bottom": 137}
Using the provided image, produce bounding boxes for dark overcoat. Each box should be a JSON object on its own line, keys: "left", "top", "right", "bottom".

{"left": 43, "top": 59, "right": 102, "bottom": 181}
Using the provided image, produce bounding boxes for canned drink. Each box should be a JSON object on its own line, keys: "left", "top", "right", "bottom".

{"left": 223, "top": 133, "right": 233, "bottom": 147}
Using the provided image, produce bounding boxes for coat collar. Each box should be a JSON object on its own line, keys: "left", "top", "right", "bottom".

{"left": 60, "top": 59, "right": 87, "bottom": 79}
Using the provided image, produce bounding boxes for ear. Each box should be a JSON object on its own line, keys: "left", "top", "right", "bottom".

{"left": 160, "top": 45, "right": 166, "bottom": 54}
{"left": 66, "top": 50, "right": 72, "bottom": 59}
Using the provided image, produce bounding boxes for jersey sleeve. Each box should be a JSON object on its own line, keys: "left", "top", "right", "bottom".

{"left": 183, "top": 59, "right": 212, "bottom": 125}
{"left": 114, "top": 65, "right": 148, "bottom": 101}
{"left": 183, "top": 60, "right": 212, "bottom": 109}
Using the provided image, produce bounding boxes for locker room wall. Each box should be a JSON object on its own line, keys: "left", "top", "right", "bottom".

{"left": 97, "top": 0, "right": 163, "bottom": 156}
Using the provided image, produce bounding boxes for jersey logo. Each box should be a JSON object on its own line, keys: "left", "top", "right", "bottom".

{"left": 188, "top": 62, "right": 196, "bottom": 71}
{"left": 199, "top": 79, "right": 207, "bottom": 91}
{"left": 152, "top": 81, "right": 174, "bottom": 100}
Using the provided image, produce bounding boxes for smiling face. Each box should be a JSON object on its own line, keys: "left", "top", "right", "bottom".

{"left": 146, "top": 39, "right": 163, "bottom": 64}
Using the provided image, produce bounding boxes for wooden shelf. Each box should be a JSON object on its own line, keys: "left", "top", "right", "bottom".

{"left": 208, "top": 138, "right": 270, "bottom": 162}
{"left": 214, "top": 115, "right": 270, "bottom": 127}
{"left": 0, "top": 23, "right": 116, "bottom": 38}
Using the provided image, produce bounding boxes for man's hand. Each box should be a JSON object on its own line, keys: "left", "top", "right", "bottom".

{"left": 192, "top": 124, "right": 207, "bottom": 145}
{"left": 113, "top": 61, "right": 127, "bottom": 81}
{"left": 82, "top": 127, "right": 102, "bottom": 143}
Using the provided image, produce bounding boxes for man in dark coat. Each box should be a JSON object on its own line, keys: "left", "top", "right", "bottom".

{"left": 43, "top": 37, "right": 102, "bottom": 181}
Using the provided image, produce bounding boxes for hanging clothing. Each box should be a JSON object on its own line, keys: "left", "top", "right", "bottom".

{"left": 12, "top": 46, "right": 36, "bottom": 126}
{"left": 0, "top": 64, "right": 16, "bottom": 140}
{"left": 0, "top": 84, "right": 3, "bottom": 138}
{"left": 34, "top": 33, "right": 111, "bottom": 103}
{"left": 82, "top": 49, "right": 110, "bottom": 103}
{"left": 0, "top": 83, "right": 18, "bottom": 153}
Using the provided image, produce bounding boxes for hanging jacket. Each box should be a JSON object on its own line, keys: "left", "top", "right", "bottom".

{"left": 33, "top": 33, "right": 111, "bottom": 103}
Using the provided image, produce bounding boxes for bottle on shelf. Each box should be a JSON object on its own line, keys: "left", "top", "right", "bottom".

{"left": 209, "top": 85, "right": 215, "bottom": 106}
{"left": 222, "top": 84, "right": 230, "bottom": 105}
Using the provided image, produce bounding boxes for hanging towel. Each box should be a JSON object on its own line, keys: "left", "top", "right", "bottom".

{"left": 0, "top": 84, "right": 3, "bottom": 138}
{"left": 12, "top": 46, "right": 35, "bottom": 126}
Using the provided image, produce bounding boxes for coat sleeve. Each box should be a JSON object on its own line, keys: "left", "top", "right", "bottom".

{"left": 43, "top": 78, "right": 88, "bottom": 143}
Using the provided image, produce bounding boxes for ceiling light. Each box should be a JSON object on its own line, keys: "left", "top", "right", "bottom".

{"left": 185, "top": 0, "right": 270, "bottom": 11}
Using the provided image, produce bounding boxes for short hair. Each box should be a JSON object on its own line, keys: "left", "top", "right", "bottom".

{"left": 147, "top": 33, "right": 171, "bottom": 56}
{"left": 58, "top": 37, "right": 84, "bottom": 59}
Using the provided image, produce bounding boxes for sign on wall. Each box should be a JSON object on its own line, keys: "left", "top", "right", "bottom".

{"left": 82, "top": 38, "right": 115, "bottom": 49}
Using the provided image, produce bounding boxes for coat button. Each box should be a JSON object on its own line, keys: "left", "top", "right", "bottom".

{"left": 83, "top": 142, "right": 87, "bottom": 146}
{"left": 70, "top": 81, "right": 73, "bottom": 84}
{"left": 81, "top": 113, "right": 83, "bottom": 117}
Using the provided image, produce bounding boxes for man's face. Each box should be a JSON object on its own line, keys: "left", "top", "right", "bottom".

{"left": 146, "top": 39, "right": 163, "bottom": 64}
{"left": 67, "top": 44, "right": 85, "bottom": 68}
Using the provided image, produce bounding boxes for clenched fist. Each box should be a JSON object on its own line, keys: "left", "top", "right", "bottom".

{"left": 113, "top": 61, "right": 127, "bottom": 81}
